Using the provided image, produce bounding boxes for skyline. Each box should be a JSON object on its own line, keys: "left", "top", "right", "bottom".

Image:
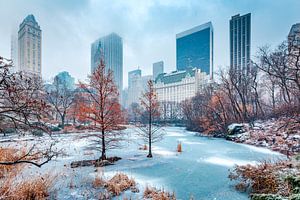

{"left": 0, "top": 0, "right": 299, "bottom": 87}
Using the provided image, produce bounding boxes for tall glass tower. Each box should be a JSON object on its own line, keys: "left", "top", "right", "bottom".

{"left": 230, "top": 13, "right": 251, "bottom": 73}
{"left": 18, "top": 14, "right": 42, "bottom": 75}
{"left": 91, "top": 33, "right": 123, "bottom": 96}
{"left": 176, "top": 22, "right": 213, "bottom": 79}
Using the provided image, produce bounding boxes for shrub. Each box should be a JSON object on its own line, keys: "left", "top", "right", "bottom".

{"left": 229, "top": 161, "right": 288, "bottom": 194}
{"left": 31, "top": 129, "right": 44, "bottom": 136}
{"left": 10, "top": 174, "right": 55, "bottom": 200}
{"left": 106, "top": 173, "right": 136, "bottom": 196}
{"left": 143, "top": 185, "right": 176, "bottom": 200}
{"left": 250, "top": 194, "right": 285, "bottom": 200}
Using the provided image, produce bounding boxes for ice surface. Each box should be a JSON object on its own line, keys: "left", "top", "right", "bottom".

{"left": 1, "top": 126, "right": 285, "bottom": 200}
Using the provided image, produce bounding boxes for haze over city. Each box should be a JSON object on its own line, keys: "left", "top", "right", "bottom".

{"left": 0, "top": 0, "right": 299, "bottom": 87}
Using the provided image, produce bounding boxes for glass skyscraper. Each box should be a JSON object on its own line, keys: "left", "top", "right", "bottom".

{"left": 152, "top": 61, "right": 164, "bottom": 80}
{"left": 176, "top": 22, "right": 213, "bottom": 79}
{"left": 91, "top": 33, "right": 123, "bottom": 95}
{"left": 230, "top": 13, "right": 251, "bottom": 73}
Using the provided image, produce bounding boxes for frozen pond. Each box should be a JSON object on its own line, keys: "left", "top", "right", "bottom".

{"left": 2, "top": 126, "right": 285, "bottom": 199}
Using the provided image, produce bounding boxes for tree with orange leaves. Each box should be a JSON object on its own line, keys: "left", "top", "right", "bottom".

{"left": 79, "top": 60, "right": 124, "bottom": 160}
{"left": 137, "top": 80, "right": 164, "bottom": 158}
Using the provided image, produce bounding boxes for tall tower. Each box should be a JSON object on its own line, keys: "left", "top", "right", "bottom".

{"left": 91, "top": 33, "right": 123, "bottom": 96}
{"left": 153, "top": 61, "right": 164, "bottom": 80}
{"left": 230, "top": 13, "right": 251, "bottom": 73}
{"left": 127, "top": 69, "right": 142, "bottom": 107}
{"left": 176, "top": 22, "right": 214, "bottom": 79}
{"left": 10, "top": 33, "right": 18, "bottom": 72}
{"left": 288, "top": 23, "right": 300, "bottom": 51}
{"left": 18, "top": 14, "right": 42, "bottom": 75}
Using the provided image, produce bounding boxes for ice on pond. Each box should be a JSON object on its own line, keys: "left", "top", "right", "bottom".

{"left": 200, "top": 156, "right": 257, "bottom": 167}
{"left": 2, "top": 126, "right": 285, "bottom": 200}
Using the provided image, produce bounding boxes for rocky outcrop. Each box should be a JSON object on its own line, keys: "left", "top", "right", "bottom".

{"left": 70, "top": 156, "right": 122, "bottom": 168}
{"left": 227, "top": 117, "right": 300, "bottom": 156}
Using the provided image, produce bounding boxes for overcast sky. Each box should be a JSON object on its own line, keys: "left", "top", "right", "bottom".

{"left": 0, "top": 0, "right": 299, "bottom": 87}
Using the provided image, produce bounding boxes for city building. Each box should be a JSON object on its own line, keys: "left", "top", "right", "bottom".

{"left": 230, "top": 13, "right": 251, "bottom": 73}
{"left": 91, "top": 33, "right": 123, "bottom": 96}
{"left": 176, "top": 22, "right": 213, "bottom": 79}
{"left": 10, "top": 33, "right": 18, "bottom": 72}
{"left": 288, "top": 23, "right": 300, "bottom": 51}
{"left": 154, "top": 68, "right": 209, "bottom": 104}
{"left": 127, "top": 69, "right": 142, "bottom": 107}
{"left": 153, "top": 61, "right": 164, "bottom": 80}
{"left": 142, "top": 75, "right": 153, "bottom": 91}
{"left": 53, "top": 71, "right": 75, "bottom": 90}
{"left": 18, "top": 14, "right": 42, "bottom": 75}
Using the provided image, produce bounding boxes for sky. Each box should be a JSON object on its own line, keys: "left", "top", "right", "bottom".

{"left": 0, "top": 0, "right": 299, "bottom": 88}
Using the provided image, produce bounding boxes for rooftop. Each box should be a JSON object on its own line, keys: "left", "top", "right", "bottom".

{"left": 289, "top": 23, "right": 300, "bottom": 36}
{"left": 155, "top": 68, "right": 196, "bottom": 84}
{"left": 176, "top": 22, "right": 213, "bottom": 39}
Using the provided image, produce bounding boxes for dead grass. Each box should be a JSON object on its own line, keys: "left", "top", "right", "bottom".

{"left": 0, "top": 148, "right": 20, "bottom": 178}
{"left": 139, "top": 144, "right": 148, "bottom": 150}
{"left": 93, "top": 174, "right": 105, "bottom": 188}
{"left": 106, "top": 173, "right": 136, "bottom": 196}
{"left": 0, "top": 173, "right": 56, "bottom": 200}
{"left": 12, "top": 174, "right": 55, "bottom": 200}
{"left": 177, "top": 142, "right": 182, "bottom": 153}
{"left": 0, "top": 147, "right": 56, "bottom": 200}
{"left": 229, "top": 160, "right": 290, "bottom": 195}
{"left": 143, "top": 185, "right": 176, "bottom": 200}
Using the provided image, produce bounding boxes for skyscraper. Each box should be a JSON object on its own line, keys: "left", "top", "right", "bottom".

{"left": 288, "top": 23, "right": 300, "bottom": 51}
{"left": 153, "top": 61, "right": 164, "bottom": 80}
{"left": 127, "top": 69, "right": 142, "bottom": 107}
{"left": 18, "top": 14, "right": 42, "bottom": 75}
{"left": 230, "top": 13, "right": 251, "bottom": 73}
{"left": 10, "top": 33, "right": 18, "bottom": 72}
{"left": 176, "top": 22, "right": 213, "bottom": 79}
{"left": 91, "top": 33, "right": 123, "bottom": 96}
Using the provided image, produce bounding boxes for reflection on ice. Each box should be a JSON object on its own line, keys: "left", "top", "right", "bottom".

{"left": 241, "top": 144, "right": 282, "bottom": 155}
{"left": 200, "top": 156, "right": 257, "bottom": 167}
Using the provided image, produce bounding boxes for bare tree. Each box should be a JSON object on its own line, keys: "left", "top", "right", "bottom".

{"left": 79, "top": 60, "right": 124, "bottom": 160}
{"left": 46, "top": 75, "right": 75, "bottom": 128}
{"left": 137, "top": 80, "right": 164, "bottom": 158}
{"left": 0, "top": 56, "right": 58, "bottom": 167}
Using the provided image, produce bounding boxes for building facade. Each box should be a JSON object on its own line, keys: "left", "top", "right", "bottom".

{"left": 153, "top": 61, "right": 164, "bottom": 80}
{"left": 154, "top": 68, "right": 209, "bottom": 103}
{"left": 176, "top": 22, "right": 213, "bottom": 79}
{"left": 10, "top": 33, "right": 18, "bottom": 72}
{"left": 288, "top": 23, "right": 300, "bottom": 51}
{"left": 18, "top": 14, "right": 42, "bottom": 75}
{"left": 127, "top": 69, "right": 142, "bottom": 107}
{"left": 91, "top": 33, "right": 123, "bottom": 96}
{"left": 230, "top": 13, "right": 251, "bottom": 73}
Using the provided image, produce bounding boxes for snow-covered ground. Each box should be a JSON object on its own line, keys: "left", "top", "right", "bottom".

{"left": 1, "top": 127, "right": 285, "bottom": 200}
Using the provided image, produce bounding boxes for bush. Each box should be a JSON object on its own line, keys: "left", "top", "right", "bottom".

{"left": 290, "top": 194, "right": 300, "bottom": 200}
{"left": 10, "top": 175, "right": 55, "bottom": 200}
{"left": 31, "top": 129, "right": 44, "bottom": 137}
{"left": 50, "top": 126, "right": 61, "bottom": 132}
{"left": 143, "top": 185, "right": 176, "bottom": 200}
{"left": 250, "top": 194, "right": 285, "bottom": 200}
{"left": 106, "top": 173, "right": 136, "bottom": 196}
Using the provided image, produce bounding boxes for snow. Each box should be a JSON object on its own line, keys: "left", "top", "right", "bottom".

{"left": 0, "top": 126, "right": 285, "bottom": 200}
{"left": 200, "top": 156, "right": 257, "bottom": 167}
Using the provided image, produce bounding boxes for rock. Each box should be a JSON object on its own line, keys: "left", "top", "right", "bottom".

{"left": 71, "top": 160, "right": 95, "bottom": 168}
{"left": 131, "top": 186, "right": 140, "bottom": 193}
{"left": 227, "top": 123, "right": 244, "bottom": 135}
{"left": 94, "top": 160, "right": 113, "bottom": 167}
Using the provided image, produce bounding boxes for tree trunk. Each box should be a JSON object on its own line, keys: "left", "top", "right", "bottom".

{"left": 61, "top": 114, "right": 65, "bottom": 129}
{"left": 101, "top": 129, "right": 106, "bottom": 160}
{"left": 147, "top": 111, "right": 153, "bottom": 158}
